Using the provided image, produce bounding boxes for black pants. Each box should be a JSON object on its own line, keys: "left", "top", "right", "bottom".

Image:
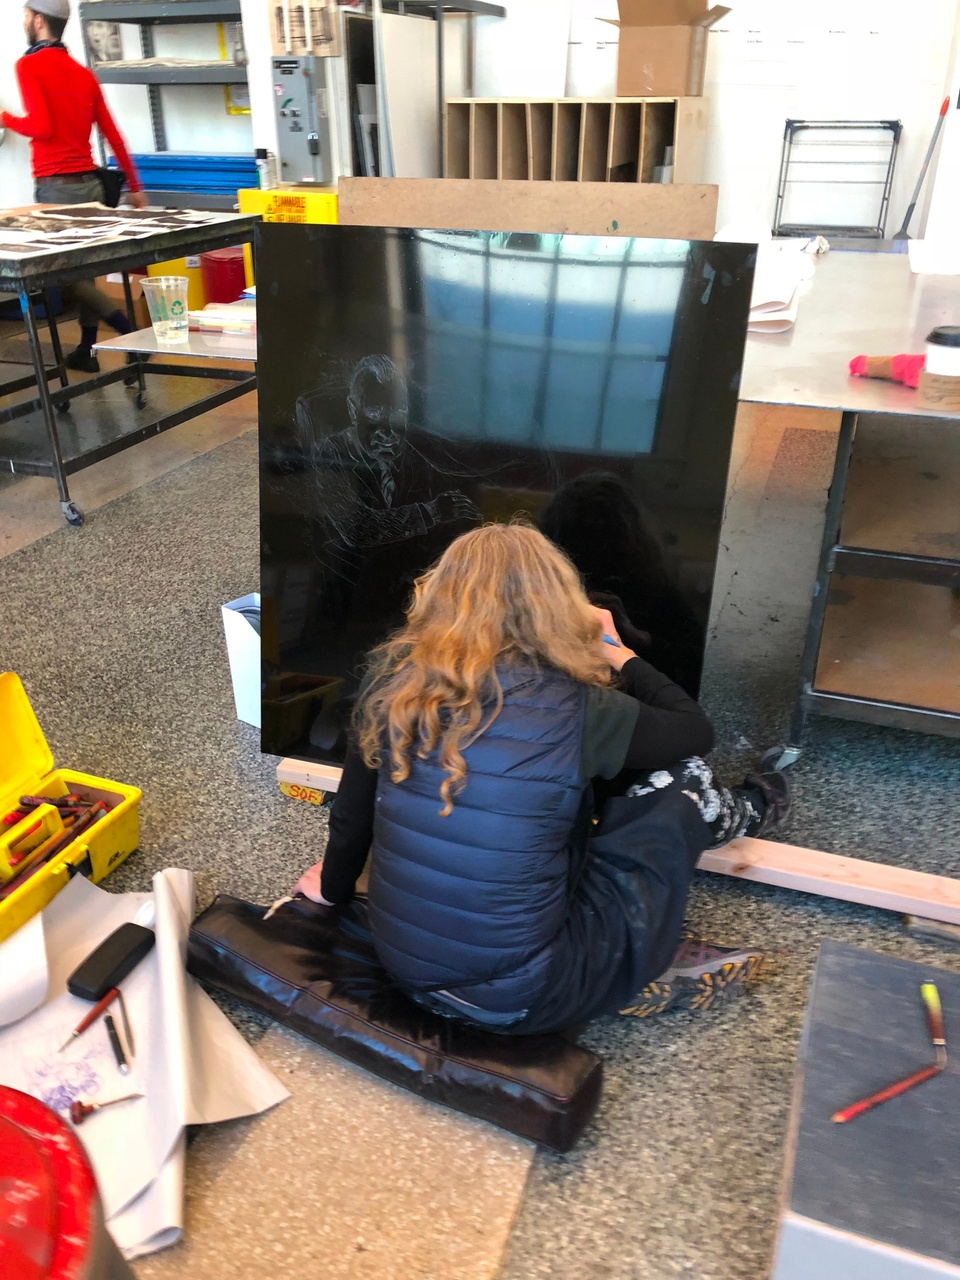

{"left": 35, "top": 175, "right": 119, "bottom": 330}
{"left": 422, "top": 758, "right": 760, "bottom": 1036}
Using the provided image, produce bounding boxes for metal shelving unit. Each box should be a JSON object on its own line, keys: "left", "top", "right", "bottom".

{"left": 94, "top": 62, "right": 248, "bottom": 83}
{"left": 79, "top": 0, "right": 250, "bottom": 204}
{"left": 81, "top": 0, "right": 240, "bottom": 19}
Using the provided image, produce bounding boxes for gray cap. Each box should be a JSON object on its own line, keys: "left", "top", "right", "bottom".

{"left": 28, "top": 0, "right": 71, "bottom": 19}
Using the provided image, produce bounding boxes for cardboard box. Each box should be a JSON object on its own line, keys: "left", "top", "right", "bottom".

{"left": 603, "top": 0, "right": 730, "bottom": 98}
{"left": 95, "top": 272, "right": 151, "bottom": 329}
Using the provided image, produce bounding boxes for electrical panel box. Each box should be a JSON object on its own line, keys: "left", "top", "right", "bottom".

{"left": 272, "top": 56, "right": 335, "bottom": 185}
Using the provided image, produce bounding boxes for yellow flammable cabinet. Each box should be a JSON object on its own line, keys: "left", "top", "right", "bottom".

{"left": 237, "top": 185, "right": 339, "bottom": 286}
{"left": 0, "top": 673, "right": 142, "bottom": 942}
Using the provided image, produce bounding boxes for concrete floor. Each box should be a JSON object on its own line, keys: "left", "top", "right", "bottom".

{"left": 2, "top": 380, "right": 959, "bottom": 1279}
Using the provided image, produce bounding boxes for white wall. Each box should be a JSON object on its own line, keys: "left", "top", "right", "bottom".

{"left": 474, "top": 0, "right": 960, "bottom": 237}
{"left": 701, "top": 0, "right": 958, "bottom": 234}
{"left": 923, "top": 1, "right": 960, "bottom": 239}
{"left": 473, "top": 0, "right": 572, "bottom": 97}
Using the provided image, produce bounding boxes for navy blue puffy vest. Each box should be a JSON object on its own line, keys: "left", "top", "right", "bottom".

{"left": 367, "top": 666, "right": 587, "bottom": 1016}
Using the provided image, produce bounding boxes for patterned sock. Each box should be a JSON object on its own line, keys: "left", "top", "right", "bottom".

{"left": 626, "top": 757, "right": 759, "bottom": 848}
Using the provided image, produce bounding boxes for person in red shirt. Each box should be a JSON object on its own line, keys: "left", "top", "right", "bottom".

{"left": 1, "top": 0, "right": 148, "bottom": 371}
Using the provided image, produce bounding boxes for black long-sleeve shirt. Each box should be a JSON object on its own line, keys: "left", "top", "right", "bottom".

{"left": 319, "top": 656, "right": 714, "bottom": 904}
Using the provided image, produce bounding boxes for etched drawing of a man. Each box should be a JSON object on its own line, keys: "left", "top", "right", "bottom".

{"left": 295, "top": 353, "right": 481, "bottom": 558}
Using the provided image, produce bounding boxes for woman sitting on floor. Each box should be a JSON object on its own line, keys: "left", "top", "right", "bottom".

{"left": 293, "top": 524, "right": 789, "bottom": 1035}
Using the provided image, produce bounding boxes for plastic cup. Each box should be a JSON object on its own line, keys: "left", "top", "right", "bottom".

{"left": 141, "top": 276, "right": 189, "bottom": 344}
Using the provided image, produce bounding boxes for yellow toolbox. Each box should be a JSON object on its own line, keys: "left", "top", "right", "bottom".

{"left": 0, "top": 673, "right": 142, "bottom": 943}
{"left": 237, "top": 185, "right": 339, "bottom": 287}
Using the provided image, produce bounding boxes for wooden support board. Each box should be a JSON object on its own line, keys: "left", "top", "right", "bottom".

{"left": 277, "top": 758, "right": 960, "bottom": 924}
{"left": 700, "top": 838, "right": 960, "bottom": 925}
{"left": 336, "top": 177, "right": 718, "bottom": 239}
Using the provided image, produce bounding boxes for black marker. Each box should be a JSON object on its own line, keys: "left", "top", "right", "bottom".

{"left": 105, "top": 1014, "right": 130, "bottom": 1075}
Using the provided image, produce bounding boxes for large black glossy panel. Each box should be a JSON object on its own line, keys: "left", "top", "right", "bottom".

{"left": 259, "top": 225, "right": 755, "bottom": 763}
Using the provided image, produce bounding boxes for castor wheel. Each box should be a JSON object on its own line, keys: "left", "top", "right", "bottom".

{"left": 758, "top": 743, "right": 801, "bottom": 773}
{"left": 134, "top": 390, "right": 147, "bottom": 410}
{"left": 60, "top": 500, "right": 85, "bottom": 528}
{"left": 56, "top": 401, "right": 69, "bottom": 416}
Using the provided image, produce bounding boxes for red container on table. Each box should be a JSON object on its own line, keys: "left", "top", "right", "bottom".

{"left": 199, "top": 246, "right": 246, "bottom": 303}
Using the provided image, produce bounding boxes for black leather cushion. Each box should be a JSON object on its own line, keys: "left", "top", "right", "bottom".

{"left": 188, "top": 895, "right": 603, "bottom": 1152}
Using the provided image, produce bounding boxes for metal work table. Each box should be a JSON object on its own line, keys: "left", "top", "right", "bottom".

{"left": 95, "top": 326, "right": 256, "bottom": 364}
{"left": 0, "top": 209, "right": 258, "bottom": 526}
{"left": 740, "top": 250, "right": 960, "bottom": 744}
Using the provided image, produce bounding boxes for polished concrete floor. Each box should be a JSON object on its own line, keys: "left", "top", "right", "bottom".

{"left": 2, "top": 381, "right": 959, "bottom": 1279}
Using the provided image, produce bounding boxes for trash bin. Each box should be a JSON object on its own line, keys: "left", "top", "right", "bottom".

{"left": 200, "top": 247, "right": 247, "bottom": 304}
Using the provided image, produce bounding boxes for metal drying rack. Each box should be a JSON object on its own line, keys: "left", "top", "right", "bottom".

{"left": 773, "top": 119, "right": 902, "bottom": 239}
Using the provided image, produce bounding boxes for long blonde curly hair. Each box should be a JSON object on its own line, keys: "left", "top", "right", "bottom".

{"left": 356, "top": 523, "right": 612, "bottom": 815}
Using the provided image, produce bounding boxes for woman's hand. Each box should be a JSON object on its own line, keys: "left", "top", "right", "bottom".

{"left": 294, "top": 861, "right": 333, "bottom": 905}
{"left": 590, "top": 605, "right": 637, "bottom": 672}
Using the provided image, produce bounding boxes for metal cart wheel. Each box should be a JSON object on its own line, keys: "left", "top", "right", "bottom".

{"left": 60, "top": 500, "right": 85, "bottom": 528}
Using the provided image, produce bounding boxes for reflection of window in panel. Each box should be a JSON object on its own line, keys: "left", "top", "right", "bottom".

{"left": 423, "top": 330, "right": 485, "bottom": 440}
{"left": 541, "top": 350, "right": 608, "bottom": 452}
{"left": 618, "top": 268, "right": 684, "bottom": 352}
{"left": 553, "top": 263, "right": 622, "bottom": 335}
{"left": 485, "top": 342, "right": 540, "bottom": 442}
{"left": 488, "top": 258, "right": 552, "bottom": 337}
{"left": 600, "top": 358, "right": 665, "bottom": 454}
{"left": 423, "top": 277, "right": 485, "bottom": 325}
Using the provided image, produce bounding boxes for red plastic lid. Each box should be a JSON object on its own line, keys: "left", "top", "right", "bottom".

{"left": 0, "top": 1087, "right": 96, "bottom": 1280}
{"left": 201, "top": 247, "right": 246, "bottom": 261}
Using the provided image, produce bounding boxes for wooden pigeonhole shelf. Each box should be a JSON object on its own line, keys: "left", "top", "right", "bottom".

{"left": 443, "top": 98, "right": 707, "bottom": 184}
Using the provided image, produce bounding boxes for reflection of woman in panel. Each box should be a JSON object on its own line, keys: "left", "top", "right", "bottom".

{"left": 293, "top": 525, "right": 789, "bottom": 1034}
{"left": 539, "top": 472, "right": 705, "bottom": 696}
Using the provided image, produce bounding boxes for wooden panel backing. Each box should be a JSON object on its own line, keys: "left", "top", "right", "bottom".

{"left": 608, "top": 101, "right": 642, "bottom": 182}
{"left": 641, "top": 100, "right": 676, "bottom": 182}
{"left": 471, "top": 102, "right": 498, "bottom": 180}
{"left": 553, "top": 102, "right": 582, "bottom": 182}
{"left": 579, "top": 102, "right": 612, "bottom": 183}
{"left": 527, "top": 102, "right": 553, "bottom": 181}
{"left": 337, "top": 178, "right": 719, "bottom": 239}
{"left": 444, "top": 102, "right": 470, "bottom": 179}
{"left": 499, "top": 102, "right": 528, "bottom": 181}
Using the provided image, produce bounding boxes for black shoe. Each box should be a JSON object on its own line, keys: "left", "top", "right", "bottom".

{"left": 64, "top": 346, "right": 100, "bottom": 374}
{"left": 741, "top": 769, "right": 792, "bottom": 838}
